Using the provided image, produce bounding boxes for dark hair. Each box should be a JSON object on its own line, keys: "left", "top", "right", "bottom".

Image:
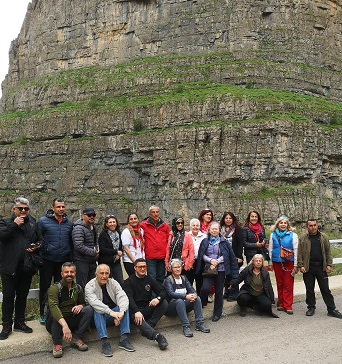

{"left": 307, "top": 218, "right": 318, "bottom": 224}
{"left": 126, "top": 212, "right": 139, "bottom": 224}
{"left": 134, "top": 258, "right": 147, "bottom": 266}
{"left": 103, "top": 215, "right": 120, "bottom": 233}
{"left": 52, "top": 198, "right": 64, "bottom": 206}
{"left": 61, "top": 262, "right": 76, "bottom": 271}
{"left": 220, "top": 211, "right": 241, "bottom": 229}
{"left": 243, "top": 210, "right": 263, "bottom": 227}
{"left": 198, "top": 209, "right": 214, "bottom": 222}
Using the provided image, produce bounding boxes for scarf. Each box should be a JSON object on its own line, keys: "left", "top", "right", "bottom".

{"left": 222, "top": 226, "right": 235, "bottom": 245}
{"left": 127, "top": 224, "right": 144, "bottom": 250}
{"left": 200, "top": 221, "right": 209, "bottom": 234}
{"left": 209, "top": 236, "right": 220, "bottom": 245}
{"left": 275, "top": 228, "right": 287, "bottom": 239}
{"left": 108, "top": 230, "right": 120, "bottom": 250}
{"left": 248, "top": 222, "right": 263, "bottom": 242}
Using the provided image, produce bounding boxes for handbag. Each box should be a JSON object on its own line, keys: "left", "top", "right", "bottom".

{"left": 23, "top": 251, "right": 43, "bottom": 274}
{"left": 277, "top": 237, "right": 294, "bottom": 261}
{"left": 202, "top": 262, "right": 218, "bottom": 277}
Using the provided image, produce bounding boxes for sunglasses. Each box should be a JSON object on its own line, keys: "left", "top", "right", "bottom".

{"left": 16, "top": 207, "right": 30, "bottom": 212}
{"left": 86, "top": 214, "right": 96, "bottom": 218}
{"left": 176, "top": 221, "right": 184, "bottom": 225}
{"left": 135, "top": 265, "right": 147, "bottom": 270}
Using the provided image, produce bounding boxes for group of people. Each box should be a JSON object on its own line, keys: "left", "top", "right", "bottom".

{"left": 0, "top": 197, "right": 341, "bottom": 358}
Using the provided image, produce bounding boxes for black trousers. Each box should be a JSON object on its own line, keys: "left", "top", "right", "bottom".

{"left": 1, "top": 268, "right": 34, "bottom": 324}
{"left": 39, "top": 260, "right": 64, "bottom": 315}
{"left": 303, "top": 263, "right": 335, "bottom": 312}
{"left": 46, "top": 306, "right": 93, "bottom": 345}
{"left": 200, "top": 271, "right": 225, "bottom": 317}
{"left": 237, "top": 292, "right": 272, "bottom": 314}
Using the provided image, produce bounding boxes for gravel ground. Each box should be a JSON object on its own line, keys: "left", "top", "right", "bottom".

{"left": 2, "top": 294, "right": 342, "bottom": 364}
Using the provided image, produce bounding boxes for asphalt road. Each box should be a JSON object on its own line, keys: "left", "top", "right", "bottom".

{"left": 2, "top": 294, "right": 342, "bottom": 364}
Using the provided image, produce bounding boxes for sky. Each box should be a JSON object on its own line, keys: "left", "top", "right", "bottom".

{"left": 0, "top": 1, "right": 30, "bottom": 99}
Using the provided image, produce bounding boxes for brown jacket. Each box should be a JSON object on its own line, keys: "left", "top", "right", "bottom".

{"left": 297, "top": 232, "right": 332, "bottom": 271}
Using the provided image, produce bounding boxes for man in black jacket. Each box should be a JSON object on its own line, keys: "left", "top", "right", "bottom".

{"left": 0, "top": 197, "right": 43, "bottom": 340}
{"left": 123, "top": 258, "right": 169, "bottom": 350}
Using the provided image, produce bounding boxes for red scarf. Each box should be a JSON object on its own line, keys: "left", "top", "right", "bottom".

{"left": 200, "top": 221, "right": 209, "bottom": 234}
{"left": 127, "top": 224, "right": 144, "bottom": 250}
{"left": 248, "top": 222, "right": 263, "bottom": 242}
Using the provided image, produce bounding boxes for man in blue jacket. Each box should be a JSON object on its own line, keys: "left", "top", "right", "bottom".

{"left": 38, "top": 198, "right": 74, "bottom": 324}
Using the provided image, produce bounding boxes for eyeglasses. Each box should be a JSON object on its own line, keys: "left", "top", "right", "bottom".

{"left": 135, "top": 265, "right": 147, "bottom": 270}
{"left": 107, "top": 215, "right": 116, "bottom": 218}
{"left": 16, "top": 207, "right": 30, "bottom": 212}
{"left": 176, "top": 221, "right": 184, "bottom": 225}
{"left": 86, "top": 214, "right": 96, "bottom": 218}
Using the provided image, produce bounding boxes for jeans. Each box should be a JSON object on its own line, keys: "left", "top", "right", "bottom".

{"left": 47, "top": 305, "right": 93, "bottom": 345}
{"left": 74, "top": 261, "right": 97, "bottom": 288}
{"left": 146, "top": 259, "right": 166, "bottom": 286}
{"left": 93, "top": 306, "right": 130, "bottom": 339}
{"left": 1, "top": 269, "right": 33, "bottom": 324}
{"left": 129, "top": 299, "right": 168, "bottom": 339}
{"left": 165, "top": 297, "right": 204, "bottom": 327}
{"left": 39, "top": 260, "right": 63, "bottom": 315}
{"left": 200, "top": 271, "right": 225, "bottom": 317}
{"left": 303, "top": 263, "right": 335, "bottom": 312}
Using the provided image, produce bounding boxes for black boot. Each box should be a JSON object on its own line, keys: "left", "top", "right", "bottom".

{"left": 0, "top": 324, "right": 12, "bottom": 340}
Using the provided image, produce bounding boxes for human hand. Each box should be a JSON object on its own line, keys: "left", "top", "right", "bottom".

{"left": 134, "top": 311, "right": 144, "bottom": 325}
{"left": 62, "top": 325, "right": 72, "bottom": 341}
{"left": 71, "top": 305, "right": 83, "bottom": 315}
{"left": 149, "top": 298, "right": 160, "bottom": 307}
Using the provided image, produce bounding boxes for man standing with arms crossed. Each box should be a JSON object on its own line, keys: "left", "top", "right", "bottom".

{"left": 38, "top": 198, "right": 74, "bottom": 324}
{"left": 140, "top": 206, "right": 170, "bottom": 285}
{"left": 297, "top": 219, "right": 342, "bottom": 318}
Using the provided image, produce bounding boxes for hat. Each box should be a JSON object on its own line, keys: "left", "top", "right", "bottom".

{"left": 83, "top": 207, "right": 96, "bottom": 215}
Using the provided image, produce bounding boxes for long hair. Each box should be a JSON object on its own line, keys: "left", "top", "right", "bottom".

{"left": 220, "top": 211, "right": 241, "bottom": 229}
{"left": 243, "top": 210, "right": 263, "bottom": 227}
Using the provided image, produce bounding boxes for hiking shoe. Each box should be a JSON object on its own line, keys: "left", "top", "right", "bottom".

{"left": 39, "top": 315, "right": 46, "bottom": 325}
{"left": 102, "top": 341, "right": 113, "bottom": 357}
{"left": 13, "top": 321, "right": 33, "bottom": 333}
{"left": 327, "top": 310, "right": 342, "bottom": 319}
{"left": 0, "top": 324, "right": 12, "bottom": 340}
{"left": 183, "top": 326, "right": 193, "bottom": 337}
{"left": 285, "top": 310, "right": 293, "bottom": 315}
{"left": 52, "top": 345, "right": 63, "bottom": 358}
{"left": 277, "top": 307, "right": 285, "bottom": 312}
{"left": 119, "top": 338, "right": 135, "bottom": 352}
{"left": 195, "top": 322, "right": 210, "bottom": 333}
{"left": 155, "top": 333, "right": 168, "bottom": 350}
{"left": 72, "top": 339, "right": 88, "bottom": 351}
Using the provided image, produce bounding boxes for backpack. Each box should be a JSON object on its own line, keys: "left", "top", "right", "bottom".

{"left": 44, "top": 281, "right": 82, "bottom": 328}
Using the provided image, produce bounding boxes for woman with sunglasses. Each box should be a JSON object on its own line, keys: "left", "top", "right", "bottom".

{"left": 121, "top": 213, "right": 145, "bottom": 277}
{"left": 98, "top": 215, "right": 124, "bottom": 287}
{"left": 165, "top": 217, "right": 194, "bottom": 280}
{"left": 164, "top": 259, "right": 210, "bottom": 338}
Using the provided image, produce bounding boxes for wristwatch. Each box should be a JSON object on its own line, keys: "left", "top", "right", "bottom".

{"left": 156, "top": 296, "right": 161, "bottom": 301}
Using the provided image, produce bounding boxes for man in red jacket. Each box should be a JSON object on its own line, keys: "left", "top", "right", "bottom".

{"left": 140, "top": 206, "right": 170, "bottom": 285}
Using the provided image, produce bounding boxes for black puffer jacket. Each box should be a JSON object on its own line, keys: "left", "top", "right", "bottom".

{"left": 72, "top": 219, "right": 98, "bottom": 263}
{"left": 0, "top": 215, "right": 43, "bottom": 275}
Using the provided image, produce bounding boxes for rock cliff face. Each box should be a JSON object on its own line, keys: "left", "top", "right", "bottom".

{"left": 0, "top": 0, "right": 341, "bottom": 230}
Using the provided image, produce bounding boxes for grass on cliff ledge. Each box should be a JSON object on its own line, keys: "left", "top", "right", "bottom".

{"left": 1, "top": 82, "right": 342, "bottom": 129}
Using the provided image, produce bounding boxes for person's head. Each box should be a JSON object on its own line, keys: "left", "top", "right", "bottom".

{"left": 208, "top": 221, "right": 220, "bottom": 237}
{"left": 127, "top": 213, "right": 139, "bottom": 227}
{"left": 82, "top": 207, "right": 96, "bottom": 226}
{"left": 95, "top": 264, "right": 111, "bottom": 286}
{"left": 169, "top": 258, "right": 184, "bottom": 277}
{"left": 134, "top": 258, "right": 147, "bottom": 278}
{"left": 270, "top": 215, "right": 295, "bottom": 232}
{"left": 306, "top": 219, "right": 319, "bottom": 236}
{"left": 220, "top": 211, "right": 239, "bottom": 229}
{"left": 52, "top": 198, "right": 65, "bottom": 219}
{"left": 103, "top": 215, "right": 120, "bottom": 233}
{"left": 251, "top": 254, "right": 264, "bottom": 269}
{"left": 13, "top": 197, "right": 30, "bottom": 218}
{"left": 198, "top": 209, "right": 213, "bottom": 224}
{"left": 149, "top": 205, "right": 160, "bottom": 223}
{"left": 244, "top": 210, "right": 262, "bottom": 226}
{"left": 172, "top": 216, "right": 184, "bottom": 234}
{"left": 61, "top": 262, "right": 76, "bottom": 283}
{"left": 189, "top": 218, "right": 201, "bottom": 236}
